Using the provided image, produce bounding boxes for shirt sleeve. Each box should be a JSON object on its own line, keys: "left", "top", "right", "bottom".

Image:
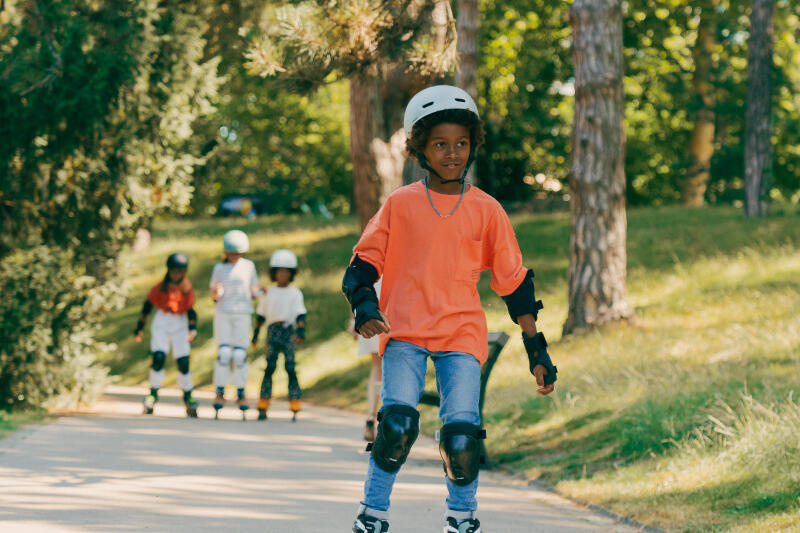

{"left": 352, "top": 196, "right": 392, "bottom": 275}
{"left": 294, "top": 289, "right": 307, "bottom": 318}
{"left": 209, "top": 264, "right": 220, "bottom": 289}
{"left": 255, "top": 293, "right": 268, "bottom": 319}
{"left": 250, "top": 261, "right": 259, "bottom": 290}
{"left": 484, "top": 204, "right": 528, "bottom": 296}
{"left": 184, "top": 286, "right": 196, "bottom": 311}
{"left": 147, "top": 284, "right": 160, "bottom": 305}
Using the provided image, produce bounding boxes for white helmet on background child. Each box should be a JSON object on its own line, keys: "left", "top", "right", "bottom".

{"left": 269, "top": 249, "right": 298, "bottom": 269}
{"left": 403, "top": 85, "right": 480, "bottom": 136}
{"left": 269, "top": 250, "right": 297, "bottom": 268}
{"left": 223, "top": 230, "right": 249, "bottom": 253}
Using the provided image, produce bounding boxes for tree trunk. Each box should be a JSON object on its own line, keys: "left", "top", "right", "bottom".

{"left": 350, "top": 70, "right": 405, "bottom": 231}
{"left": 744, "top": 0, "right": 774, "bottom": 218}
{"left": 681, "top": 0, "right": 718, "bottom": 207}
{"left": 456, "top": 0, "right": 479, "bottom": 184}
{"left": 564, "top": 0, "right": 633, "bottom": 335}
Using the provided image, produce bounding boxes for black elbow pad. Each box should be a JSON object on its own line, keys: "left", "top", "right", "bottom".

{"left": 501, "top": 269, "right": 543, "bottom": 323}
{"left": 342, "top": 254, "right": 379, "bottom": 301}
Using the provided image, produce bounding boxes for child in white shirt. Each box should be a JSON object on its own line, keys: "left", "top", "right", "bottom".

{"left": 210, "top": 230, "right": 263, "bottom": 413}
{"left": 252, "top": 249, "right": 307, "bottom": 420}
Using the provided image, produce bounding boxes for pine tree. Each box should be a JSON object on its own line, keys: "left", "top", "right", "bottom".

{"left": 245, "top": 1, "right": 456, "bottom": 228}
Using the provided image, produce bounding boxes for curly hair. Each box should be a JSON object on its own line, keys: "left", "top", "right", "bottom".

{"left": 405, "top": 109, "right": 485, "bottom": 161}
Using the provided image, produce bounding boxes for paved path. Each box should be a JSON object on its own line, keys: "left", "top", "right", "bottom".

{"left": 0, "top": 386, "right": 641, "bottom": 532}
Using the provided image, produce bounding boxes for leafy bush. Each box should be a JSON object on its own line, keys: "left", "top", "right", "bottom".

{"left": 0, "top": 247, "right": 121, "bottom": 409}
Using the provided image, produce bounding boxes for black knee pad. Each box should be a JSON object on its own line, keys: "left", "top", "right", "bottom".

{"left": 367, "top": 404, "right": 420, "bottom": 473}
{"left": 176, "top": 356, "right": 190, "bottom": 374}
{"left": 439, "top": 422, "right": 486, "bottom": 486}
{"left": 151, "top": 351, "right": 166, "bottom": 371}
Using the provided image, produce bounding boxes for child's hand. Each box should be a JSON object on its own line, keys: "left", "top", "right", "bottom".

{"left": 135, "top": 331, "right": 143, "bottom": 343}
{"left": 187, "top": 330, "right": 197, "bottom": 342}
{"left": 358, "top": 312, "right": 391, "bottom": 339}
{"left": 532, "top": 365, "right": 555, "bottom": 396}
{"left": 522, "top": 332, "right": 557, "bottom": 396}
{"left": 211, "top": 282, "right": 224, "bottom": 300}
{"left": 293, "top": 335, "right": 304, "bottom": 346}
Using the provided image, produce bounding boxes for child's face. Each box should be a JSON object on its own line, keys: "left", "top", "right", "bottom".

{"left": 225, "top": 252, "right": 243, "bottom": 263}
{"left": 422, "top": 123, "right": 471, "bottom": 182}
{"left": 275, "top": 268, "right": 292, "bottom": 285}
{"left": 167, "top": 268, "right": 186, "bottom": 283}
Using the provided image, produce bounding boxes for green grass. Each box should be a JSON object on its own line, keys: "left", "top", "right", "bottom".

{"left": 97, "top": 205, "right": 800, "bottom": 532}
{"left": 0, "top": 410, "right": 46, "bottom": 440}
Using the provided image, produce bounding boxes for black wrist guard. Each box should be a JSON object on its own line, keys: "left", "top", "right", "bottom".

{"left": 187, "top": 309, "right": 197, "bottom": 331}
{"left": 251, "top": 327, "right": 261, "bottom": 344}
{"left": 135, "top": 319, "right": 145, "bottom": 336}
{"left": 295, "top": 326, "right": 306, "bottom": 340}
{"left": 351, "top": 286, "right": 382, "bottom": 332}
{"left": 342, "top": 255, "right": 382, "bottom": 332}
{"left": 522, "top": 332, "right": 557, "bottom": 386}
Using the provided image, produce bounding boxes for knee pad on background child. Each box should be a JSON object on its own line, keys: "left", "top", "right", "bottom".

{"left": 213, "top": 345, "right": 233, "bottom": 387}
{"left": 232, "top": 347, "right": 248, "bottom": 388}
{"left": 176, "top": 356, "right": 193, "bottom": 392}
{"left": 151, "top": 351, "right": 166, "bottom": 371}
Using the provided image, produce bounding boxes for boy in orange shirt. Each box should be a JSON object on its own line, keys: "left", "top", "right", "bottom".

{"left": 343, "top": 86, "right": 557, "bottom": 533}
{"left": 134, "top": 253, "right": 199, "bottom": 417}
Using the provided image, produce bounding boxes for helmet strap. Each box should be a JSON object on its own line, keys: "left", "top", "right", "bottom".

{"left": 417, "top": 149, "right": 475, "bottom": 185}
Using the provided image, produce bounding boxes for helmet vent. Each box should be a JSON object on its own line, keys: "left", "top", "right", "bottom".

{"left": 455, "top": 98, "right": 466, "bottom": 102}
{"left": 422, "top": 101, "right": 434, "bottom": 108}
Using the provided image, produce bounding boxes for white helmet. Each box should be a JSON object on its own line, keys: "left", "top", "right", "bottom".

{"left": 269, "top": 249, "right": 298, "bottom": 269}
{"left": 223, "top": 230, "right": 249, "bottom": 253}
{"left": 403, "top": 85, "right": 479, "bottom": 136}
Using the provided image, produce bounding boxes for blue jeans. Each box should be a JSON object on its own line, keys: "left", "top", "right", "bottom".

{"left": 361, "top": 340, "right": 481, "bottom": 515}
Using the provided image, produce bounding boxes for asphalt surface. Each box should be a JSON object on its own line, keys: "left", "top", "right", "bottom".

{"left": 0, "top": 386, "right": 642, "bottom": 532}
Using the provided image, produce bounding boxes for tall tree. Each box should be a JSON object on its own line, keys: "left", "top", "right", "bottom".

{"left": 744, "top": 0, "right": 774, "bottom": 217}
{"left": 564, "top": 0, "right": 633, "bottom": 334}
{"left": 681, "top": 0, "right": 719, "bottom": 207}
{"left": 456, "top": 0, "right": 479, "bottom": 183}
{"left": 246, "top": 1, "right": 455, "bottom": 229}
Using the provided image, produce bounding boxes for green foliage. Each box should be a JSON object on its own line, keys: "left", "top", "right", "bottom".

{"left": 191, "top": 2, "right": 352, "bottom": 215}
{"left": 0, "top": 0, "right": 221, "bottom": 409}
{"left": 477, "top": 0, "right": 800, "bottom": 206}
{"left": 244, "top": 0, "right": 454, "bottom": 89}
{"left": 0, "top": 247, "right": 119, "bottom": 409}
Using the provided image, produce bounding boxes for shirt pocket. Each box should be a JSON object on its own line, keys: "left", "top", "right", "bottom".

{"left": 455, "top": 237, "right": 482, "bottom": 283}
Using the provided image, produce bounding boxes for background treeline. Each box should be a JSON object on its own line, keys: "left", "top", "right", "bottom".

{"left": 1, "top": 0, "right": 799, "bottom": 406}
{"left": 199, "top": 0, "right": 800, "bottom": 214}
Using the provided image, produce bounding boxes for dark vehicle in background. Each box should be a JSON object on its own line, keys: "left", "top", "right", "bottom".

{"left": 218, "top": 194, "right": 268, "bottom": 217}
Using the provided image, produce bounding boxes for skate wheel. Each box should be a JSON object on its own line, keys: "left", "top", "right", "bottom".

{"left": 291, "top": 412, "right": 298, "bottom": 422}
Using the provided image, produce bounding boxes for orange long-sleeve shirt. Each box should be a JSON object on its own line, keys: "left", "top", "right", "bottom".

{"left": 147, "top": 281, "right": 195, "bottom": 315}
{"left": 353, "top": 180, "right": 528, "bottom": 364}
